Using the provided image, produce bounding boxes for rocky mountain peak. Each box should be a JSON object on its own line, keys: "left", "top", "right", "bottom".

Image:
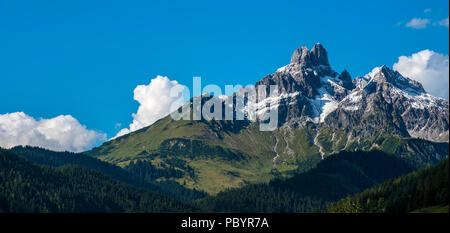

{"left": 362, "top": 65, "right": 426, "bottom": 94}
{"left": 290, "top": 43, "right": 330, "bottom": 67}
{"left": 258, "top": 45, "right": 448, "bottom": 143}
{"left": 310, "top": 43, "right": 330, "bottom": 67}
{"left": 290, "top": 46, "right": 310, "bottom": 65}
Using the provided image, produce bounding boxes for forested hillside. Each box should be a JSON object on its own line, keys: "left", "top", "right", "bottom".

{"left": 326, "top": 159, "right": 449, "bottom": 213}
{"left": 2, "top": 146, "right": 446, "bottom": 213}
{"left": 0, "top": 149, "right": 197, "bottom": 213}
{"left": 10, "top": 146, "right": 206, "bottom": 201}
{"left": 194, "top": 150, "right": 414, "bottom": 212}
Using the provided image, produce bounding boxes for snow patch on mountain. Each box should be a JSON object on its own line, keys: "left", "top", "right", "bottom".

{"left": 246, "top": 45, "right": 447, "bottom": 142}
{"left": 309, "top": 87, "right": 338, "bottom": 123}
{"left": 241, "top": 91, "right": 301, "bottom": 121}
{"left": 390, "top": 86, "right": 447, "bottom": 110}
{"left": 341, "top": 91, "right": 363, "bottom": 111}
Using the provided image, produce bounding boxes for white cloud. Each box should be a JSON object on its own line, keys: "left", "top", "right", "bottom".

{"left": 437, "top": 18, "right": 449, "bottom": 27}
{"left": 424, "top": 9, "right": 431, "bottom": 13}
{"left": 114, "top": 75, "right": 185, "bottom": 138}
{"left": 393, "top": 50, "right": 449, "bottom": 99}
{"left": 406, "top": 18, "right": 430, "bottom": 29}
{"left": 0, "top": 112, "right": 106, "bottom": 152}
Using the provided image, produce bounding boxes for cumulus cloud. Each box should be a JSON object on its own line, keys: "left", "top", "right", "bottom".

{"left": 0, "top": 112, "right": 106, "bottom": 152}
{"left": 114, "top": 75, "right": 185, "bottom": 138}
{"left": 406, "top": 18, "right": 430, "bottom": 29}
{"left": 393, "top": 50, "right": 449, "bottom": 99}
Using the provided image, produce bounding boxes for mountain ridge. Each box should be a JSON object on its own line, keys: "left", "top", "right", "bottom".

{"left": 85, "top": 44, "right": 449, "bottom": 194}
{"left": 251, "top": 43, "right": 448, "bottom": 142}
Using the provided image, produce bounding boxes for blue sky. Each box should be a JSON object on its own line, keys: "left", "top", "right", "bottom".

{"left": 0, "top": 0, "right": 449, "bottom": 142}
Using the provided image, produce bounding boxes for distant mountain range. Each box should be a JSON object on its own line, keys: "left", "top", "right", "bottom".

{"left": 85, "top": 44, "right": 449, "bottom": 194}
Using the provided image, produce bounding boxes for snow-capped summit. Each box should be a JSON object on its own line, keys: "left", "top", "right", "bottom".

{"left": 356, "top": 65, "right": 426, "bottom": 95}
{"left": 248, "top": 44, "right": 449, "bottom": 142}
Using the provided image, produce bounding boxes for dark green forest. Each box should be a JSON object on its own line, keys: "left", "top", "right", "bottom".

{"left": 1, "top": 147, "right": 448, "bottom": 213}
{"left": 325, "top": 158, "right": 449, "bottom": 213}
{"left": 10, "top": 146, "right": 206, "bottom": 201}
{"left": 0, "top": 148, "right": 197, "bottom": 213}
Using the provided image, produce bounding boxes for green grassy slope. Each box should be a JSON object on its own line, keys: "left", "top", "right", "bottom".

{"left": 84, "top": 114, "right": 448, "bottom": 194}
{"left": 193, "top": 150, "right": 414, "bottom": 212}
{"left": 85, "top": 118, "right": 282, "bottom": 194}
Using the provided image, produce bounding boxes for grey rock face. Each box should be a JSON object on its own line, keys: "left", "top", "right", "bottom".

{"left": 337, "top": 70, "right": 354, "bottom": 90}
{"left": 346, "top": 66, "right": 449, "bottom": 142}
{"left": 252, "top": 43, "right": 352, "bottom": 127}
{"left": 290, "top": 46, "right": 310, "bottom": 65}
{"left": 290, "top": 43, "right": 330, "bottom": 67}
{"left": 310, "top": 43, "right": 330, "bottom": 67}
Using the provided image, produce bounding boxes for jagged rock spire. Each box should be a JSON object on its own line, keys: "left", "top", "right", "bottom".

{"left": 290, "top": 43, "right": 330, "bottom": 67}
{"left": 310, "top": 43, "right": 329, "bottom": 66}
{"left": 290, "top": 46, "right": 310, "bottom": 65}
